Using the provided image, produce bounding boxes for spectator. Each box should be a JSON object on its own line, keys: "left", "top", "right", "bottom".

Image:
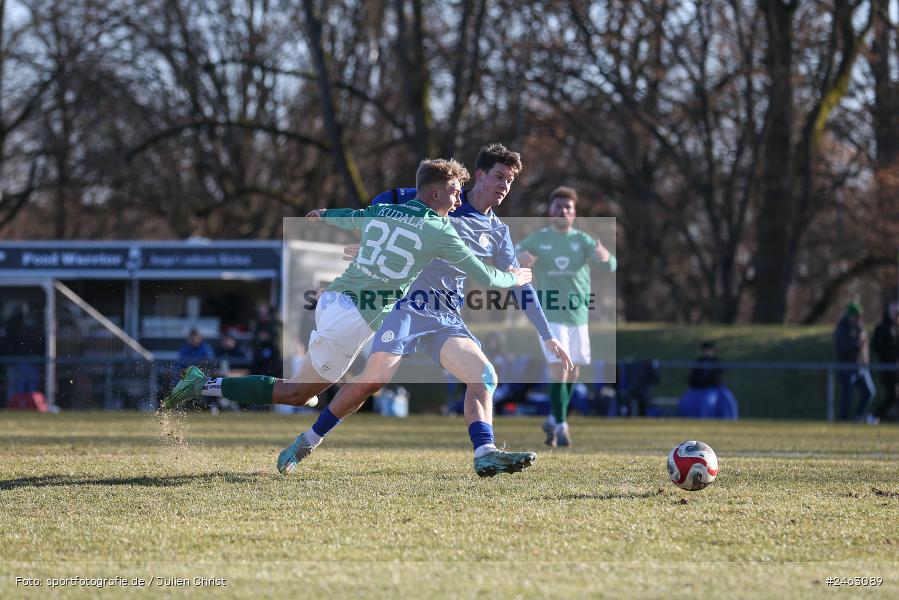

{"left": 215, "top": 331, "right": 250, "bottom": 374}
{"left": 177, "top": 329, "right": 216, "bottom": 373}
{"left": 833, "top": 302, "right": 875, "bottom": 421}
{"left": 678, "top": 341, "right": 738, "bottom": 420}
{"left": 251, "top": 329, "right": 282, "bottom": 379}
{"left": 3, "top": 308, "right": 42, "bottom": 400}
{"left": 688, "top": 341, "right": 723, "bottom": 388}
{"left": 870, "top": 301, "right": 899, "bottom": 422}
{"left": 253, "top": 303, "right": 282, "bottom": 351}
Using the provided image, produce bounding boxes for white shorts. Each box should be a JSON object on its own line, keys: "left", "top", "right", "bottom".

{"left": 307, "top": 291, "right": 375, "bottom": 382}
{"left": 540, "top": 322, "right": 591, "bottom": 365}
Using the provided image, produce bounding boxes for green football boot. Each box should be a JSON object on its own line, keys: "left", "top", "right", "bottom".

{"left": 161, "top": 366, "right": 207, "bottom": 409}
{"left": 473, "top": 449, "right": 537, "bottom": 478}
{"left": 277, "top": 432, "right": 318, "bottom": 476}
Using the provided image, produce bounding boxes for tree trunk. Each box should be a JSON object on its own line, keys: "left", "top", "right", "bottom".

{"left": 752, "top": 0, "right": 797, "bottom": 323}
{"left": 394, "top": 0, "right": 435, "bottom": 158}
{"left": 870, "top": 0, "right": 896, "bottom": 165}
{"left": 301, "top": 0, "right": 367, "bottom": 206}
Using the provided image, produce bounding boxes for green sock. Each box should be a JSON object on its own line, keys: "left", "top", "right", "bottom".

{"left": 556, "top": 381, "right": 574, "bottom": 425}
{"left": 549, "top": 382, "right": 566, "bottom": 423}
{"left": 221, "top": 376, "right": 276, "bottom": 405}
{"left": 560, "top": 381, "right": 572, "bottom": 423}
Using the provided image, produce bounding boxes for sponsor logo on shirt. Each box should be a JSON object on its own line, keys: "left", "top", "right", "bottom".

{"left": 539, "top": 244, "right": 552, "bottom": 250}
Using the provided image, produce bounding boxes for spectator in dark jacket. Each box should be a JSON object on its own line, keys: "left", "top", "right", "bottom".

{"left": 251, "top": 329, "right": 282, "bottom": 378}
{"left": 833, "top": 302, "right": 875, "bottom": 421}
{"left": 870, "top": 302, "right": 899, "bottom": 421}
{"left": 688, "top": 341, "right": 723, "bottom": 388}
{"left": 215, "top": 331, "right": 250, "bottom": 374}
{"left": 679, "top": 341, "right": 738, "bottom": 420}
{"left": 253, "top": 303, "right": 282, "bottom": 351}
{"left": 3, "top": 309, "right": 42, "bottom": 399}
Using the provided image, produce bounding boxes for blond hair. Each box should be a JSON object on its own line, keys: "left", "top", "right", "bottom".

{"left": 416, "top": 158, "right": 470, "bottom": 196}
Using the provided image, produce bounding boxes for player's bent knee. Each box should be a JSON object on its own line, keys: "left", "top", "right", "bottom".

{"left": 361, "top": 380, "right": 386, "bottom": 397}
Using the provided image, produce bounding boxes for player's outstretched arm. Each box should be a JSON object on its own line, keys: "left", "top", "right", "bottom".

{"left": 316, "top": 206, "right": 377, "bottom": 231}
{"left": 544, "top": 338, "right": 575, "bottom": 372}
{"left": 435, "top": 225, "right": 523, "bottom": 288}
{"left": 508, "top": 267, "right": 532, "bottom": 287}
{"left": 306, "top": 208, "right": 326, "bottom": 222}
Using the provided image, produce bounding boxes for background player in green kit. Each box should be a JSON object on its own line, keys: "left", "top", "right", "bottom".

{"left": 517, "top": 186, "right": 616, "bottom": 447}
{"left": 162, "top": 159, "right": 532, "bottom": 473}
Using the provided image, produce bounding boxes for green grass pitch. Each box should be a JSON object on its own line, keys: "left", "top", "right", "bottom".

{"left": 1, "top": 412, "right": 897, "bottom": 598}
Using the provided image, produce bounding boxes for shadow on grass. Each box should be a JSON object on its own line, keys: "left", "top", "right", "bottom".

{"left": 0, "top": 472, "right": 265, "bottom": 491}
{"left": 533, "top": 488, "right": 666, "bottom": 501}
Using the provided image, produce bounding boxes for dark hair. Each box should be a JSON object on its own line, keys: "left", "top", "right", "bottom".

{"left": 700, "top": 341, "right": 715, "bottom": 350}
{"left": 475, "top": 143, "right": 522, "bottom": 175}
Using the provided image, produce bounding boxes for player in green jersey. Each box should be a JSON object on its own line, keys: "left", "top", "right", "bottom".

{"left": 277, "top": 144, "right": 572, "bottom": 477}
{"left": 162, "top": 159, "right": 531, "bottom": 422}
{"left": 517, "top": 186, "right": 616, "bottom": 447}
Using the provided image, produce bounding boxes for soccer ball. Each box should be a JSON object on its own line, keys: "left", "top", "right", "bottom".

{"left": 667, "top": 441, "right": 719, "bottom": 491}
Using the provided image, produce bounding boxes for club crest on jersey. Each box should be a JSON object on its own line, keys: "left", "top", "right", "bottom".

{"left": 570, "top": 242, "right": 580, "bottom": 252}
{"left": 554, "top": 256, "right": 570, "bottom": 270}
{"left": 478, "top": 233, "right": 490, "bottom": 249}
{"left": 381, "top": 330, "right": 395, "bottom": 343}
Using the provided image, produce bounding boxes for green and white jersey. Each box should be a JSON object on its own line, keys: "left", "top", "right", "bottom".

{"left": 322, "top": 199, "right": 517, "bottom": 329}
{"left": 516, "top": 227, "right": 616, "bottom": 326}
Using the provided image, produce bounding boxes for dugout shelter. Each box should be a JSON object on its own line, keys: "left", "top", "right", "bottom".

{"left": 0, "top": 239, "right": 282, "bottom": 408}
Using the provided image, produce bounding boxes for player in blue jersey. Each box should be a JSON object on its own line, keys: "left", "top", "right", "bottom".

{"left": 277, "top": 144, "right": 574, "bottom": 478}
{"left": 163, "top": 158, "right": 531, "bottom": 420}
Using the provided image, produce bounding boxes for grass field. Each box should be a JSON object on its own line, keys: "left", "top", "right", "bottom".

{"left": 2, "top": 412, "right": 898, "bottom": 598}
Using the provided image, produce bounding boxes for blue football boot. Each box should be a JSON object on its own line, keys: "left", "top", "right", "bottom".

{"left": 277, "top": 432, "right": 318, "bottom": 476}
{"left": 473, "top": 449, "right": 537, "bottom": 477}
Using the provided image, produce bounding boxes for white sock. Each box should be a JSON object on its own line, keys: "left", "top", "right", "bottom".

{"left": 474, "top": 444, "right": 496, "bottom": 458}
{"left": 555, "top": 422, "right": 569, "bottom": 433}
{"left": 546, "top": 414, "right": 557, "bottom": 428}
{"left": 201, "top": 378, "right": 223, "bottom": 398}
{"left": 303, "top": 429, "right": 323, "bottom": 446}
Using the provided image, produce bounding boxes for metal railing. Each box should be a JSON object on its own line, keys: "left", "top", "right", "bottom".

{"left": 0, "top": 356, "right": 160, "bottom": 411}
{"left": 621, "top": 359, "right": 899, "bottom": 422}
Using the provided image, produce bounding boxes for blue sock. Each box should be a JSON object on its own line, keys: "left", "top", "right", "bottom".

{"left": 468, "top": 421, "right": 494, "bottom": 452}
{"left": 311, "top": 407, "right": 341, "bottom": 438}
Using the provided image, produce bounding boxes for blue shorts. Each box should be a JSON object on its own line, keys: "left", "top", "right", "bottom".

{"left": 371, "top": 306, "right": 479, "bottom": 365}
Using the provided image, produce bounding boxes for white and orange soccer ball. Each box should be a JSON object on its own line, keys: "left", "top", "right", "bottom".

{"left": 667, "top": 441, "right": 719, "bottom": 491}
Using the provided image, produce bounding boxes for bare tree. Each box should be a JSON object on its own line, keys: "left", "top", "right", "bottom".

{"left": 0, "top": 0, "right": 54, "bottom": 233}
{"left": 299, "top": 0, "right": 367, "bottom": 206}
{"left": 752, "top": 0, "right": 872, "bottom": 322}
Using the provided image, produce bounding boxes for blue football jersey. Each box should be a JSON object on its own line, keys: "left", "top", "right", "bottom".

{"left": 373, "top": 188, "right": 517, "bottom": 314}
